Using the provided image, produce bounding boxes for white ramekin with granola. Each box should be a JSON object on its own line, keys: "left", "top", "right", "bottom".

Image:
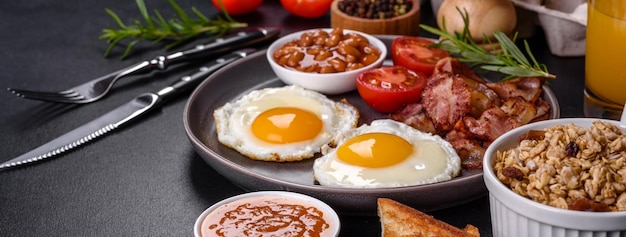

{"left": 484, "top": 118, "right": 626, "bottom": 237}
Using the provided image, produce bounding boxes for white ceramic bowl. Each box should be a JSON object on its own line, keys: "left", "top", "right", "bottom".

{"left": 266, "top": 28, "right": 387, "bottom": 95}
{"left": 194, "top": 191, "right": 341, "bottom": 237}
{"left": 483, "top": 118, "right": 626, "bottom": 237}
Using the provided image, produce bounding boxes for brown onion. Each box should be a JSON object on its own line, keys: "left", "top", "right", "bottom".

{"left": 436, "top": 0, "right": 517, "bottom": 41}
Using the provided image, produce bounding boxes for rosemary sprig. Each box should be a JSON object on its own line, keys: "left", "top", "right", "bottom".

{"left": 420, "top": 8, "right": 556, "bottom": 80}
{"left": 100, "top": 0, "right": 248, "bottom": 59}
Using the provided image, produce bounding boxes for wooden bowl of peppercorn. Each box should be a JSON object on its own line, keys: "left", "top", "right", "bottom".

{"left": 331, "top": 0, "right": 420, "bottom": 36}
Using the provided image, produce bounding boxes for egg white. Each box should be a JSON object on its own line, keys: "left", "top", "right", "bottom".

{"left": 313, "top": 119, "right": 461, "bottom": 188}
{"left": 213, "top": 85, "right": 359, "bottom": 162}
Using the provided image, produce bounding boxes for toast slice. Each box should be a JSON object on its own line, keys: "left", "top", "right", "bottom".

{"left": 377, "top": 198, "right": 479, "bottom": 237}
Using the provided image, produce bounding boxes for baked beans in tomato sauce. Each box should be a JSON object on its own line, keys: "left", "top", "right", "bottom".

{"left": 272, "top": 28, "right": 382, "bottom": 73}
{"left": 200, "top": 195, "right": 334, "bottom": 237}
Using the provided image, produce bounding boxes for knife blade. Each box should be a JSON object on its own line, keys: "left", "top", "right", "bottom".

{"left": 0, "top": 48, "right": 257, "bottom": 170}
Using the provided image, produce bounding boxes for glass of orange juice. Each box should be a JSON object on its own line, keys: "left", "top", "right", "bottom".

{"left": 584, "top": 0, "right": 626, "bottom": 119}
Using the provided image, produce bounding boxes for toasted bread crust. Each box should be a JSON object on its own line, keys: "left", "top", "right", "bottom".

{"left": 377, "top": 198, "right": 479, "bottom": 237}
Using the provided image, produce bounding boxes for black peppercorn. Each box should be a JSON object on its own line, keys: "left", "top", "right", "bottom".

{"left": 337, "top": 0, "right": 413, "bottom": 19}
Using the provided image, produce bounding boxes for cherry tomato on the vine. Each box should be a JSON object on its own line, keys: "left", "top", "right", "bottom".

{"left": 280, "top": 0, "right": 332, "bottom": 18}
{"left": 212, "top": 0, "right": 263, "bottom": 15}
{"left": 356, "top": 66, "right": 428, "bottom": 113}
{"left": 391, "top": 36, "right": 450, "bottom": 76}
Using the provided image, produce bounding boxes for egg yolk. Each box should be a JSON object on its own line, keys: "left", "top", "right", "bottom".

{"left": 251, "top": 107, "right": 323, "bottom": 144}
{"left": 337, "top": 133, "right": 413, "bottom": 168}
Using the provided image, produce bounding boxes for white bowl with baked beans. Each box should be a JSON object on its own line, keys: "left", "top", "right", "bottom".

{"left": 483, "top": 118, "right": 626, "bottom": 237}
{"left": 266, "top": 28, "right": 386, "bottom": 95}
{"left": 194, "top": 191, "right": 341, "bottom": 237}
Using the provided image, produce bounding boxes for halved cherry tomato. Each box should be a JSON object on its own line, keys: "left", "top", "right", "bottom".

{"left": 280, "top": 0, "right": 332, "bottom": 18}
{"left": 212, "top": 0, "right": 263, "bottom": 15}
{"left": 356, "top": 66, "right": 427, "bottom": 113}
{"left": 391, "top": 37, "right": 450, "bottom": 76}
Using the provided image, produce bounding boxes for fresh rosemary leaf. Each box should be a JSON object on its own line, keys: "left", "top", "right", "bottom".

{"left": 170, "top": 0, "right": 192, "bottom": 23}
{"left": 436, "top": 43, "right": 462, "bottom": 54}
{"left": 137, "top": 0, "right": 153, "bottom": 28}
{"left": 482, "top": 65, "right": 545, "bottom": 77}
{"left": 493, "top": 32, "right": 530, "bottom": 66}
{"left": 192, "top": 8, "right": 210, "bottom": 22}
{"left": 525, "top": 41, "right": 543, "bottom": 71}
{"left": 459, "top": 51, "right": 501, "bottom": 65}
{"left": 100, "top": 0, "right": 247, "bottom": 59}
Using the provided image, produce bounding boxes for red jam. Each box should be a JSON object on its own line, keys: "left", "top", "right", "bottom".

{"left": 200, "top": 195, "right": 334, "bottom": 237}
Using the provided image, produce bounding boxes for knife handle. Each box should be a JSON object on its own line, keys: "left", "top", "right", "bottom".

{"left": 114, "top": 27, "right": 279, "bottom": 81}
{"left": 155, "top": 48, "right": 257, "bottom": 101}
{"left": 174, "top": 26, "right": 279, "bottom": 62}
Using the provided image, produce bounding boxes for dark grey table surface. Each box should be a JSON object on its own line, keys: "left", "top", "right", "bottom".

{"left": 0, "top": 0, "right": 585, "bottom": 236}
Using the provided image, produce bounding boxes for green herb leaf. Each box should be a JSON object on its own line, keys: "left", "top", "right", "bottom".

{"left": 494, "top": 32, "right": 530, "bottom": 66}
{"left": 100, "top": 0, "right": 247, "bottom": 59}
{"left": 459, "top": 51, "right": 501, "bottom": 65}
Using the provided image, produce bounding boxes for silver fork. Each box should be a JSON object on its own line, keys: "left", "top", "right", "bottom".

{"left": 9, "top": 62, "right": 154, "bottom": 104}
{"left": 7, "top": 26, "right": 280, "bottom": 104}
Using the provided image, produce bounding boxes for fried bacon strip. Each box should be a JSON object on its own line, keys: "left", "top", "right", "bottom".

{"left": 390, "top": 103, "right": 436, "bottom": 134}
{"left": 486, "top": 77, "right": 544, "bottom": 102}
{"left": 464, "top": 107, "right": 522, "bottom": 142}
{"left": 432, "top": 57, "right": 485, "bottom": 83}
{"left": 421, "top": 72, "right": 471, "bottom": 132}
{"left": 391, "top": 57, "right": 551, "bottom": 168}
{"left": 445, "top": 123, "right": 485, "bottom": 169}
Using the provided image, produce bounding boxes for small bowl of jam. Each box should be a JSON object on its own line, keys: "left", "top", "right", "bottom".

{"left": 194, "top": 191, "right": 341, "bottom": 237}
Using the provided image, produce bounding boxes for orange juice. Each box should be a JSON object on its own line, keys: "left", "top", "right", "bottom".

{"left": 585, "top": 0, "right": 626, "bottom": 106}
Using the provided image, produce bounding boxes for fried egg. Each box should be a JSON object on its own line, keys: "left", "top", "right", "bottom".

{"left": 313, "top": 119, "right": 461, "bottom": 188}
{"left": 213, "top": 85, "right": 359, "bottom": 162}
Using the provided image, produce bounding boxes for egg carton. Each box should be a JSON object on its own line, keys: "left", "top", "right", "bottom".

{"left": 512, "top": 0, "right": 587, "bottom": 57}
{"left": 430, "top": 0, "right": 587, "bottom": 57}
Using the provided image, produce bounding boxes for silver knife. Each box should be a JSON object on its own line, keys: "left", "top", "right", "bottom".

{"left": 0, "top": 49, "right": 257, "bottom": 170}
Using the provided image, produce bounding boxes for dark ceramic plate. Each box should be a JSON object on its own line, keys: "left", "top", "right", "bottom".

{"left": 183, "top": 36, "right": 560, "bottom": 215}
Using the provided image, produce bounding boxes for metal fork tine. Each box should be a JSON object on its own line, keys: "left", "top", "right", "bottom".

{"left": 8, "top": 88, "right": 86, "bottom": 103}
{"left": 57, "top": 90, "right": 79, "bottom": 95}
{"left": 19, "top": 95, "right": 86, "bottom": 104}
{"left": 8, "top": 88, "right": 79, "bottom": 99}
{"left": 9, "top": 88, "right": 77, "bottom": 99}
